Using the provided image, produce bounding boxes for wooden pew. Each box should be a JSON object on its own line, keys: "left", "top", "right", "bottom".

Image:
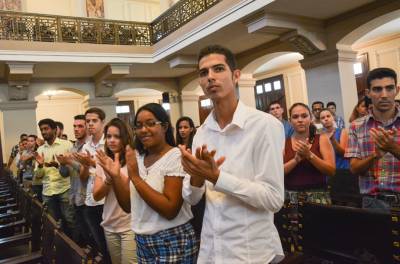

{"left": 328, "top": 170, "right": 362, "bottom": 207}
{"left": 0, "top": 197, "right": 44, "bottom": 263}
{"left": 0, "top": 187, "right": 34, "bottom": 249}
{"left": 298, "top": 203, "right": 392, "bottom": 263}
{"left": 54, "top": 230, "right": 89, "bottom": 264}
{"left": 41, "top": 211, "right": 61, "bottom": 264}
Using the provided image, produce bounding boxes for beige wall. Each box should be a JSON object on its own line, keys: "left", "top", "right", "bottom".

{"left": 0, "top": 104, "right": 38, "bottom": 166}
{"left": 118, "top": 95, "right": 162, "bottom": 110}
{"left": 24, "top": 0, "right": 161, "bottom": 22}
{"left": 354, "top": 34, "right": 400, "bottom": 75}
{"left": 36, "top": 97, "right": 86, "bottom": 139}
{"left": 356, "top": 35, "right": 400, "bottom": 100}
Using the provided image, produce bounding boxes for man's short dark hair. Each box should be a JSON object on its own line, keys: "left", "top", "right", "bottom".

{"left": 367, "top": 67, "right": 397, "bottom": 89}
{"left": 267, "top": 100, "right": 282, "bottom": 111}
{"left": 198, "top": 45, "right": 237, "bottom": 71}
{"left": 74, "top": 114, "right": 86, "bottom": 121}
{"left": 38, "top": 118, "right": 57, "bottom": 129}
{"left": 312, "top": 101, "right": 324, "bottom": 109}
{"left": 327, "top": 102, "right": 336, "bottom": 108}
{"left": 85, "top": 107, "right": 106, "bottom": 121}
{"left": 19, "top": 133, "right": 27, "bottom": 139}
{"left": 55, "top": 121, "right": 64, "bottom": 130}
{"left": 28, "top": 134, "right": 37, "bottom": 139}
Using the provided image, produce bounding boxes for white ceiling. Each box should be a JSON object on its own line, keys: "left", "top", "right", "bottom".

{"left": 355, "top": 17, "right": 400, "bottom": 45}
{"left": 254, "top": 52, "right": 304, "bottom": 74}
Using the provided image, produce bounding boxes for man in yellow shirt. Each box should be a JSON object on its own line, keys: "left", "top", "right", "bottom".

{"left": 35, "top": 118, "right": 75, "bottom": 237}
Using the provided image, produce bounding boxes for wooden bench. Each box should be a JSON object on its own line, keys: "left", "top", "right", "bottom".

{"left": 54, "top": 229, "right": 89, "bottom": 264}
{"left": 299, "top": 203, "right": 392, "bottom": 263}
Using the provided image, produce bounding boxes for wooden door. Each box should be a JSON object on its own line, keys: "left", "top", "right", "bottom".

{"left": 254, "top": 74, "right": 288, "bottom": 118}
{"left": 116, "top": 100, "right": 135, "bottom": 128}
{"left": 354, "top": 53, "right": 369, "bottom": 100}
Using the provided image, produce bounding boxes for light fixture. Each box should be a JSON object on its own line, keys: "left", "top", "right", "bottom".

{"left": 43, "top": 90, "right": 57, "bottom": 100}
{"left": 162, "top": 103, "right": 170, "bottom": 111}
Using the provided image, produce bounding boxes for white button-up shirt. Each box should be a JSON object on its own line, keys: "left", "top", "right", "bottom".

{"left": 183, "top": 101, "right": 285, "bottom": 264}
{"left": 82, "top": 135, "right": 105, "bottom": 207}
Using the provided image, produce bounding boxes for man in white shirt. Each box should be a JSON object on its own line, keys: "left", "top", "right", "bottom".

{"left": 73, "top": 107, "right": 108, "bottom": 260}
{"left": 180, "top": 45, "right": 285, "bottom": 263}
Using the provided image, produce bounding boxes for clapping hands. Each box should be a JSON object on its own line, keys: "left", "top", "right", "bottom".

{"left": 179, "top": 144, "right": 225, "bottom": 185}
{"left": 370, "top": 127, "right": 397, "bottom": 158}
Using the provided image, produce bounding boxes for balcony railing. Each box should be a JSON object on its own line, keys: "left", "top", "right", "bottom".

{"left": 0, "top": 11, "right": 152, "bottom": 46}
{"left": 151, "top": 0, "right": 221, "bottom": 43}
{"left": 0, "top": 0, "right": 222, "bottom": 46}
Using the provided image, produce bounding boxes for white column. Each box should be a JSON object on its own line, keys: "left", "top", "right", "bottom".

{"left": 301, "top": 49, "right": 358, "bottom": 126}
{"left": 169, "top": 94, "right": 181, "bottom": 130}
{"left": 238, "top": 74, "right": 256, "bottom": 108}
{"left": 83, "top": 97, "right": 118, "bottom": 123}
{"left": 181, "top": 94, "right": 200, "bottom": 127}
{"left": 0, "top": 101, "right": 38, "bottom": 165}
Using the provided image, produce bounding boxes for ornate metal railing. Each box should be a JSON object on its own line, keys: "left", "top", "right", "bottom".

{"left": 151, "top": 0, "right": 221, "bottom": 43}
{"left": 0, "top": 0, "right": 222, "bottom": 46}
{"left": 0, "top": 11, "right": 152, "bottom": 45}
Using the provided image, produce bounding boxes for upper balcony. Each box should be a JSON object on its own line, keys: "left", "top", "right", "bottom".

{"left": 0, "top": 0, "right": 221, "bottom": 47}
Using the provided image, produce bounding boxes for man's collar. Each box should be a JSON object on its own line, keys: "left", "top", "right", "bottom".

{"left": 366, "top": 107, "right": 400, "bottom": 122}
{"left": 44, "top": 137, "right": 61, "bottom": 147}
{"left": 89, "top": 134, "right": 105, "bottom": 146}
{"left": 204, "top": 100, "right": 247, "bottom": 131}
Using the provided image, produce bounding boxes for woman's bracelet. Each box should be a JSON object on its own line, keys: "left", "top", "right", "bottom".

{"left": 104, "top": 177, "right": 112, "bottom": 185}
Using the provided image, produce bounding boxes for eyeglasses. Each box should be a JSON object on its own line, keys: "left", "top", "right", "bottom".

{"left": 133, "top": 120, "right": 163, "bottom": 130}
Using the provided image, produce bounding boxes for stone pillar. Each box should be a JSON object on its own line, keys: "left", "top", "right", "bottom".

{"left": 238, "top": 74, "right": 256, "bottom": 108}
{"left": 0, "top": 101, "right": 38, "bottom": 164}
{"left": 300, "top": 49, "right": 358, "bottom": 126}
{"left": 83, "top": 97, "right": 118, "bottom": 123}
{"left": 181, "top": 94, "right": 200, "bottom": 127}
{"left": 167, "top": 93, "right": 181, "bottom": 130}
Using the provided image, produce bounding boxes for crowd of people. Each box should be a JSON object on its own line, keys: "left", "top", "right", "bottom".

{"left": 8, "top": 45, "right": 400, "bottom": 263}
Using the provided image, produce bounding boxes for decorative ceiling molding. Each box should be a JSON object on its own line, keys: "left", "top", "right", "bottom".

{"left": 299, "top": 48, "right": 357, "bottom": 70}
{"left": 245, "top": 12, "right": 326, "bottom": 56}
{"left": 280, "top": 31, "right": 324, "bottom": 56}
{"left": 94, "top": 64, "right": 132, "bottom": 97}
{"left": 167, "top": 55, "right": 197, "bottom": 69}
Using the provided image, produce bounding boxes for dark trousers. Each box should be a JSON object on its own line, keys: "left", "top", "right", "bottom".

{"left": 83, "top": 204, "right": 111, "bottom": 263}
{"left": 42, "top": 190, "right": 76, "bottom": 238}
{"left": 31, "top": 185, "right": 43, "bottom": 202}
{"left": 74, "top": 204, "right": 93, "bottom": 247}
{"left": 190, "top": 194, "right": 205, "bottom": 241}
